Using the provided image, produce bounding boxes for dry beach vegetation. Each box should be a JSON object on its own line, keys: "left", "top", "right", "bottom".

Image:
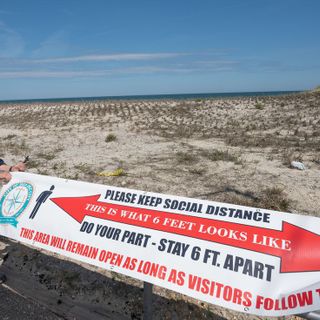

{"left": 0, "top": 90, "right": 319, "bottom": 319}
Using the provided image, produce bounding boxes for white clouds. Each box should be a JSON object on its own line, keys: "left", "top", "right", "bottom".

{"left": 0, "top": 51, "right": 194, "bottom": 78}
{"left": 0, "top": 51, "right": 188, "bottom": 68}
{"left": 0, "top": 66, "right": 194, "bottom": 78}
{"left": 0, "top": 21, "right": 24, "bottom": 58}
{"left": 0, "top": 70, "right": 88, "bottom": 78}
{"left": 195, "top": 60, "right": 239, "bottom": 66}
{"left": 194, "top": 60, "right": 239, "bottom": 71}
{"left": 0, "top": 50, "right": 241, "bottom": 79}
{"left": 32, "top": 52, "right": 186, "bottom": 63}
{"left": 32, "top": 30, "right": 70, "bottom": 58}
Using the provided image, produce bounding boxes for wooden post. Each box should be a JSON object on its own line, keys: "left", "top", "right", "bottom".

{"left": 143, "top": 282, "right": 153, "bottom": 320}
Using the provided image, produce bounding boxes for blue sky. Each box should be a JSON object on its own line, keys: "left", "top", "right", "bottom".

{"left": 0, "top": 0, "right": 319, "bottom": 100}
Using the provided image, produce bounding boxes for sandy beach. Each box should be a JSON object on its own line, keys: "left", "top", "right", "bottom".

{"left": 0, "top": 91, "right": 319, "bottom": 319}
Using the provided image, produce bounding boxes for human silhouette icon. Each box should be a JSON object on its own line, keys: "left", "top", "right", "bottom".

{"left": 29, "top": 185, "right": 55, "bottom": 219}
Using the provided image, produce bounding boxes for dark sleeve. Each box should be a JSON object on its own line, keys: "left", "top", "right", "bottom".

{"left": 0, "top": 159, "right": 5, "bottom": 166}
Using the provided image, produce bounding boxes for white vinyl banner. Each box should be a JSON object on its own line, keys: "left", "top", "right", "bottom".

{"left": 0, "top": 172, "right": 319, "bottom": 316}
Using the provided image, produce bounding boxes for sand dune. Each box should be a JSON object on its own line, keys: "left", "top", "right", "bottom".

{"left": 0, "top": 91, "right": 319, "bottom": 319}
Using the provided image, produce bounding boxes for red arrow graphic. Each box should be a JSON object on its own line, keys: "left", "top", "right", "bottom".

{"left": 50, "top": 195, "right": 320, "bottom": 273}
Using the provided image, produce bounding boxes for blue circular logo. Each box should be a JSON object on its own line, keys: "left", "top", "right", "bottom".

{"left": 0, "top": 182, "right": 33, "bottom": 227}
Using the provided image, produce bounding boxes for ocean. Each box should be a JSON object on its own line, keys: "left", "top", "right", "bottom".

{"left": 0, "top": 90, "right": 300, "bottom": 104}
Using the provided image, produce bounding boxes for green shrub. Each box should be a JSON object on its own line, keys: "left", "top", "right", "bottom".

{"left": 254, "top": 103, "right": 264, "bottom": 110}
{"left": 105, "top": 133, "right": 117, "bottom": 142}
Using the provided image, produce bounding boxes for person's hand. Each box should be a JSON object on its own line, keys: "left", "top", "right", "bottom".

{"left": 11, "top": 162, "right": 26, "bottom": 172}
{"left": 0, "top": 172, "right": 12, "bottom": 183}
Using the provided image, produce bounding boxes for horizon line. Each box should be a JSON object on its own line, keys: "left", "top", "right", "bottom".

{"left": 0, "top": 90, "right": 303, "bottom": 103}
